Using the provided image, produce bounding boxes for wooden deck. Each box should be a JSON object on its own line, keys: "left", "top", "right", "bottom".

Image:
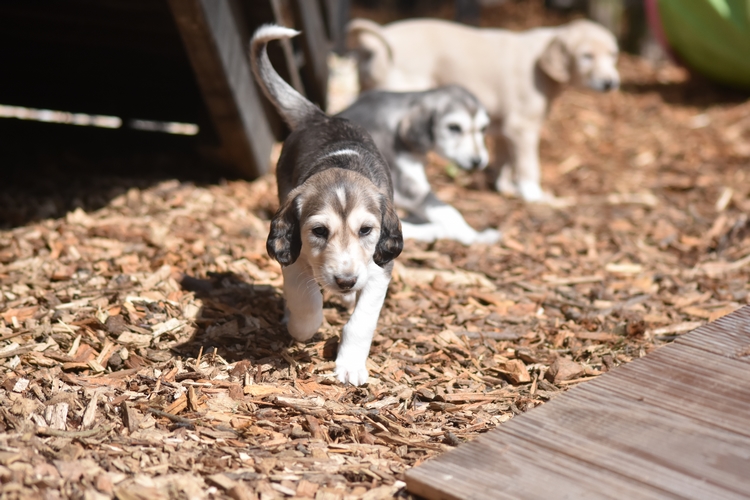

{"left": 405, "top": 306, "right": 750, "bottom": 500}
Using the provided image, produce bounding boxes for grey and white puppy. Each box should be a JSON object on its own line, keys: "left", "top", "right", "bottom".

{"left": 337, "top": 86, "right": 500, "bottom": 245}
{"left": 250, "top": 25, "right": 403, "bottom": 386}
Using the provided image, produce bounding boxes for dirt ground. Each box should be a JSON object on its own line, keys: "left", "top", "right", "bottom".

{"left": 1, "top": 2, "right": 750, "bottom": 499}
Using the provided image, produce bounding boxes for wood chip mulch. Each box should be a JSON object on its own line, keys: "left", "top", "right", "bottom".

{"left": 2, "top": 29, "right": 750, "bottom": 500}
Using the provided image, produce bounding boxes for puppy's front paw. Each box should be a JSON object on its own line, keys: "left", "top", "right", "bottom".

{"left": 334, "top": 357, "right": 369, "bottom": 386}
{"left": 518, "top": 181, "right": 545, "bottom": 202}
{"left": 495, "top": 175, "right": 520, "bottom": 197}
{"left": 476, "top": 228, "right": 502, "bottom": 244}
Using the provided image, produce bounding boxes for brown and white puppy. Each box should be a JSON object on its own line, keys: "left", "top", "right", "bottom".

{"left": 251, "top": 25, "right": 403, "bottom": 386}
{"left": 347, "top": 18, "right": 620, "bottom": 202}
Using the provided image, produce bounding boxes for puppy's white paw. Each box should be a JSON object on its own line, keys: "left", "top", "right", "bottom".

{"left": 518, "top": 181, "right": 545, "bottom": 202}
{"left": 496, "top": 175, "right": 520, "bottom": 197}
{"left": 335, "top": 357, "right": 369, "bottom": 386}
{"left": 454, "top": 227, "right": 501, "bottom": 246}
{"left": 518, "top": 181, "right": 560, "bottom": 204}
{"left": 476, "top": 228, "right": 502, "bottom": 244}
{"left": 400, "top": 221, "right": 439, "bottom": 243}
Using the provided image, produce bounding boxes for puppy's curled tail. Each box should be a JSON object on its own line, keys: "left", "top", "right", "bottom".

{"left": 346, "top": 18, "right": 393, "bottom": 63}
{"left": 250, "top": 24, "right": 322, "bottom": 130}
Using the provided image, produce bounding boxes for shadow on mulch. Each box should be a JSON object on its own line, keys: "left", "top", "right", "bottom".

{"left": 0, "top": 120, "right": 241, "bottom": 229}
{"left": 175, "top": 272, "right": 340, "bottom": 373}
{"left": 621, "top": 72, "right": 750, "bottom": 107}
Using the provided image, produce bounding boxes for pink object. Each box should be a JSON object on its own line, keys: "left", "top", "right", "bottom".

{"left": 644, "top": 0, "right": 674, "bottom": 58}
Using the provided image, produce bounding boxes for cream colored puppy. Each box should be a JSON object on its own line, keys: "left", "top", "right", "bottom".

{"left": 348, "top": 18, "right": 620, "bottom": 202}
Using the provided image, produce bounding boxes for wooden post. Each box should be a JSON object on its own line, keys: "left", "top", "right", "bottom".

{"left": 291, "top": 0, "right": 329, "bottom": 110}
{"left": 323, "top": 0, "right": 351, "bottom": 55}
{"left": 168, "top": 0, "right": 274, "bottom": 178}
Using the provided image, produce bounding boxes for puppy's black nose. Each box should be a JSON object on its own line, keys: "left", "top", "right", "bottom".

{"left": 602, "top": 79, "right": 614, "bottom": 91}
{"left": 335, "top": 276, "right": 357, "bottom": 290}
{"left": 471, "top": 158, "right": 483, "bottom": 169}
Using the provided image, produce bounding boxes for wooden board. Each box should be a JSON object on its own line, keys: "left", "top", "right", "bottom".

{"left": 0, "top": 0, "right": 205, "bottom": 122}
{"left": 168, "top": 0, "right": 275, "bottom": 178}
{"left": 291, "top": 0, "right": 330, "bottom": 110}
{"left": 405, "top": 306, "right": 750, "bottom": 500}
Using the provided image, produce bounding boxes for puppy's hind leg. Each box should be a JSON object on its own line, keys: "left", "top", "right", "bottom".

{"left": 282, "top": 260, "right": 323, "bottom": 342}
{"left": 419, "top": 193, "right": 501, "bottom": 245}
{"left": 400, "top": 220, "right": 443, "bottom": 243}
{"left": 495, "top": 162, "right": 519, "bottom": 197}
{"left": 501, "top": 120, "right": 551, "bottom": 202}
{"left": 489, "top": 133, "right": 520, "bottom": 197}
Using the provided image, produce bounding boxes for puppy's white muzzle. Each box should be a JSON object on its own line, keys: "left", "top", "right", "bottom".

{"left": 589, "top": 75, "right": 620, "bottom": 92}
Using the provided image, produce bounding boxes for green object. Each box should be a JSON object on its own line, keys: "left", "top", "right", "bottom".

{"left": 657, "top": 0, "right": 750, "bottom": 88}
{"left": 444, "top": 163, "right": 459, "bottom": 180}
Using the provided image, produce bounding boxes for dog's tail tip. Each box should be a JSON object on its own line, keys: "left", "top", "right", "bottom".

{"left": 252, "top": 24, "right": 301, "bottom": 44}
{"left": 250, "top": 24, "right": 319, "bottom": 130}
{"left": 345, "top": 18, "right": 381, "bottom": 34}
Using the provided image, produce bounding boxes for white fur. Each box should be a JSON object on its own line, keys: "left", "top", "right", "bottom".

{"left": 285, "top": 182, "right": 391, "bottom": 386}
{"left": 301, "top": 203, "right": 379, "bottom": 294}
{"left": 402, "top": 204, "right": 501, "bottom": 245}
{"left": 393, "top": 153, "right": 432, "bottom": 213}
{"left": 282, "top": 260, "right": 324, "bottom": 342}
{"left": 394, "top": 154, "right": 501, "bottom": 245}
{"left": 434, "top": 109, "right": 490, "bottom": 170}
{"left": 321, "top": 148, "right": 361, "bottom": 159}
{"left": 283, "top": 255, "right": 391, "bottom": 387}
{"left": 334, "top": 260, "right": 391, "bottom": 385}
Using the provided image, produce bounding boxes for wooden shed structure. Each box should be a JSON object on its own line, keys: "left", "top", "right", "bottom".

{"left": 0, "top": 0, "right": 344, "bottom": 178}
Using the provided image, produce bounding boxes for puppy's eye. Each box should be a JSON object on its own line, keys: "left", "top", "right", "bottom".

{"left": 480, "top": 125, "right": 488, "bottom": 134}
{"left": 582, "top": 52, "right": 594, "bottom": 60}
{"left": 359, "top": 226, "right": 373, "bottom": 237}
{"left": 448, "top": 124, "right": 462, "bottom": 133}
{"left": 312, "top": 226, "right": 329, "bottom": 239}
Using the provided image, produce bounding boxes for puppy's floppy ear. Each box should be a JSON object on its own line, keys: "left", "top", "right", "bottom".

{"left": 373, "top": 196, "right": 403, "bottom": 267}
{"left": 266, "top": 195, "right": 302, "bottom": 267}
{"left": 397, "top": 103, "right": 434, "bottom": 154}
{"left": 539, "top": 35, "right": 571, "bottom": 83}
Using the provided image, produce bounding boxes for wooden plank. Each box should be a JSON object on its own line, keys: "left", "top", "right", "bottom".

{"left": 231, "top": 0, "right": 300, "bottom": 141}
{"left": 597, "top": 375, "right": 750, "bottom": 437}
{"left": 406, "top": 306, "right": 750, "bottom": 500}
{"left": 619, "top": 344, "right": 750, "bottom": 404}
{"left": 504, "top": 392, "right": 750, "bottom": 498}
{"left": 618, "top": 343, "right": 750, "bottom": 398}
{"left": 322, "top": 0, "right": 350, "bottom": 55}
{"left": 411, "top": 384, "right": 750, "bottom": 500}
{"left": 269, "top": 0, "right": 306, "bottom": 96}
{"left": 290, "top": 0, "right": 329, "bottom": 110}
{"left": 407, "top": 436, "right": 673, "bottom": 500}
{"left": 676, "top": 305, "right": 750, "bottom": 362}
{"left": 168, "top": 0, "right": 274, "bottom": 178}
